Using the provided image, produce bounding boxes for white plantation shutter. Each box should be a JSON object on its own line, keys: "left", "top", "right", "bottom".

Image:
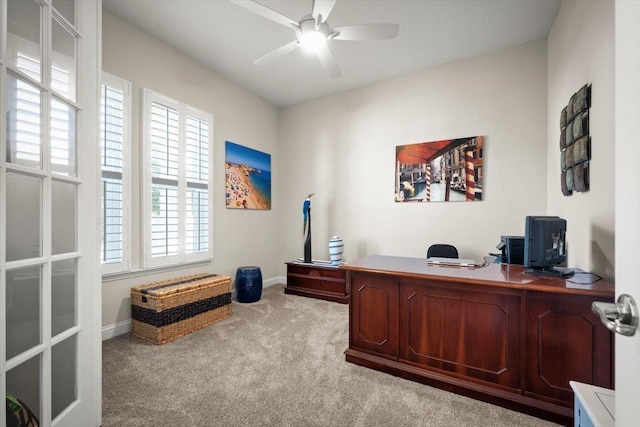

{"left": 185, "top": 116, "right": 209, "bottom": 182}
{"left": 151, "top": 185, "right": 179, "bottom": 257}
{"left": 150, "top": 103, "right": 180, "bottom": 177}
{"left": 100, "top": 74, "right": 131, "bottom": 273}
{"left": 185, "top": 116, "right": 209, "bottom": 254}
{"left": 143, "top": 89, "right": 213, "bottom": 267}
{"left": 102, "top": 179, "right": 123, "bottom": 261}
{"left": 186, "top": 189, "right": 208, "bottom": 253}
{"left": 150, "top": 102, "right": 180, "bottom": 257}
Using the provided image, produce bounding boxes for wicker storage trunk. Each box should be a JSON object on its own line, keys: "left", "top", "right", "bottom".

{"left": 131, "top": 273, "right": 232, "bottom": 344}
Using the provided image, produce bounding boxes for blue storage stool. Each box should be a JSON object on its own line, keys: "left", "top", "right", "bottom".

{"left": 236, "top": 266, "right": 262, "bottom": 303}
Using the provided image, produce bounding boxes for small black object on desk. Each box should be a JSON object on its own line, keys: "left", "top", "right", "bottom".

{"left": 496, "top": 235, "right": 525, "bottom": 265}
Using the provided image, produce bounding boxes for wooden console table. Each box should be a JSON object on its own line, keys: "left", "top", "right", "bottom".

{"left": 341, "top": 255, "right": 614, "bottom": 425}
{"left": 285, "top": 261, "right": 348, "bottom": 303}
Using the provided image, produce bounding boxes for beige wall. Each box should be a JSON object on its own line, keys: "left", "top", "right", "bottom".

{"left": 278, "top": 41, "right": 549, "bottom": 265}
{"left": 102, "top": 10, "right": 281, "bottom": 328}
{"left": 547, "top": 0, "right": 615, "bottom": 280}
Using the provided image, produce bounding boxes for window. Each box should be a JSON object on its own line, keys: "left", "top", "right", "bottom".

{"left": 100, "top": 73, "right": 131, "bottom": 273}
{"left": 142, "top": 89, "right": 213, "bottom": 268}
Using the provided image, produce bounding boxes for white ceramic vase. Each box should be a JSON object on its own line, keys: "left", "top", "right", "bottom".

{"left": 328, "top": 236, "right": 344, "bottom": 265}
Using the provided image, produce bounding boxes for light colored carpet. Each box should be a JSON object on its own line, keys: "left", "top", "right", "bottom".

{"left": 102, "top": 284, "right": 560, "bottom": 427}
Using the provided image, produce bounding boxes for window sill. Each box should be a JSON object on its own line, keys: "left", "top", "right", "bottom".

{"left": 102, "top": 258, "right": 212, "bottom": 283}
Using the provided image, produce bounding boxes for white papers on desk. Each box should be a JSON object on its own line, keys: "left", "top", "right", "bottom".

{"left": 427, "top": 257, "right": 476, "bottom": 268}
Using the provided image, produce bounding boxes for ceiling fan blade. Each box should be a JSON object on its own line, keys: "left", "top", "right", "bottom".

{"left": 230, "top": 0, "right": 298, "bottom": 29}
{"left": 254, "top": 40, "right": 300, "bottom": 65}
{"left": 316, "top": 46, "right": 341, "bottom": 79}
{"left": 312, "top": 0, "right": 337, "bottom": 23}
{"left": 333, "top": 24, "right": 400, "bottom": 41}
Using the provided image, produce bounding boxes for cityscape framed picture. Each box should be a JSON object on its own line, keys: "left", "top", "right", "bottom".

{"left": 395, "top": 136, "right": 484, "bottom": 202}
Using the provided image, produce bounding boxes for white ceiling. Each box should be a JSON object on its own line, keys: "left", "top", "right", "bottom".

{"left": 102, "top": 0, "right": 561, "bottom": 107}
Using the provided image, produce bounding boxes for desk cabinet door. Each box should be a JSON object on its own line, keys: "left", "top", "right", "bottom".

{"left": 525, "top": 292, "right": 614, "bottom": 405}
{"left": 399, "top": 280, "right": 522, "bottom": 390}
{"left": 350, "top": 273, "right": 399, "bottom": 359}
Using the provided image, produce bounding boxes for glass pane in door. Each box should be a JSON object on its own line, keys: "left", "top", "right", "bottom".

{"left": 53, "top": 0, "right": 75, "bottom": 26}
{"left": 52, "top": 180, "right": 77, "bottom": 255}
{"left": 6, "top": 172, "right": 42, "bottom": 261}
{"left": 51, "top": 17, "right": 77, "bottom": 101}
{"left": 7, "top": 0, "right": 42, "bottom": 81}
{"left": 51, "top": 258, "right": 77, "bottom": 335}
{"left": 6, "top": 354, "right": 42, "bottom": 425}
{"left": 6, "top": 266, "right": 42, "bottom": 359}
{"left": 51, "top": 98, "right": 77, "bottom": 176}
{"left": 6, "top": 73, "right": 43, "bottom": 169}
{"left": 51, "top": 335, "right": 77, "bottom": 419}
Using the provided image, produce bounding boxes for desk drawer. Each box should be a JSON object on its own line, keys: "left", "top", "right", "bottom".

{"left": 287, "top": 264, "right": 345, "bottom": 280}
{"left": 288, "top": 274, "right": 345, "bottom": 294}
{"left": 285, "top": 262, "right": 348, "bottom": 303}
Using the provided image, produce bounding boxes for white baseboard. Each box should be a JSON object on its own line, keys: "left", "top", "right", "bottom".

{"left": 264, "top": 276, "right": 286, "bottom": 287}
{"left": 102, "top": 276, "right": 287, "bottom": 341}
{"left": 102, "top": 319, "right": 131, "bottom": 341}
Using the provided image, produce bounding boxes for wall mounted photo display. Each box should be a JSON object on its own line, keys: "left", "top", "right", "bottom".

{"left": 565, "top": 122, "right": 575, "bottom": 146}
{"left": 560, "top": 83, "right": 591, "bottom": 195}
{"left": 572, "top": 111, "right": 589, "bottom": 140}
{"left": 566, "top": 144, "right": 575, "bottom": 168}
{"left": 395, "top": 136, "right": 484, "bottom": 202}
{"left": 566, "top": 167, "right": 575, "bottom": 191}
{"left": 561, "top": 171, "right": 571, "bottom": 196}
{"left": 573, "top": 136, "right": 590, "bottom": 164}
{"left": 574, "top": 163, "right": 589, "bottom": 192}
{"left": 225, "top": 141, "right": 272, "bottom": 210}
{"left": 572, "top": 84, "right": 591, "bottom": 116}
{"left": 560, "top": 106, "right": 568, "bottom": 130}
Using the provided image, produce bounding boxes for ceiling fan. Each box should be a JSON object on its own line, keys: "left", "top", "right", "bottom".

{"left": 230, "top": 0, "right": 400, "bottom": 78}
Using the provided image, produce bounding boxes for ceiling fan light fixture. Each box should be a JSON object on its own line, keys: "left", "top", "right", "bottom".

{"left": 297, "top": 18, "right": 330, "bottom": 52}
{"left": 299, "top": 30, "right": 327, "bottom": 52}
{"left": 231, "top": 1, "right": 399, "bottom": 78}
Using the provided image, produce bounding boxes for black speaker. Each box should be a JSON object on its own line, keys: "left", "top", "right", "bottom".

{"left": 500, "top": 236, "right": 525, "bottom": 265}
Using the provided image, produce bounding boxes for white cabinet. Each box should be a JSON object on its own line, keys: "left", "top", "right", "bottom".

{"left": 570, "top": 381, "right": 615, "bottom": 427}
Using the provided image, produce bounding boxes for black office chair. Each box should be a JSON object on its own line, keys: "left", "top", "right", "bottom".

{"left": 427, "top": 244, "right": 459, "bottom": 259}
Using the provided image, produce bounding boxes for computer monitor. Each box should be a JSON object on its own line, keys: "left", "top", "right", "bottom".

{"left": 523, "top": 216, "right": 573, "bottom": 278}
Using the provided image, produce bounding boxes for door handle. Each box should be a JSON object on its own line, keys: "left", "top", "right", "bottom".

{"left": 592, "top": 294, "right": 639, "bottom": 336}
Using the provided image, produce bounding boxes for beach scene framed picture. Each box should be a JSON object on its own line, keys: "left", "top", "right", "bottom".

{"left": 225, "top": 141, "right": 272, "bottom": 210}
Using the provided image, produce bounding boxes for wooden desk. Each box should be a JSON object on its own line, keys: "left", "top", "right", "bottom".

{"left": 285, "top": 261, "right": 348, "bottom": 303}
{"left": 341, "top": 255, "right": 614, "bottom": 425}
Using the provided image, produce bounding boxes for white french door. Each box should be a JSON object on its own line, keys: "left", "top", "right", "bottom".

{"left": 614, "top": 1, "right": 640, "bottom": 424}
{"left": 1, "top": 1, "right": 101, "bottom": 426}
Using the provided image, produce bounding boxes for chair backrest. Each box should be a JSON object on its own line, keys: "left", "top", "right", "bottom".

{"left": 427, "top": 244, "right": 459, "bottom": 259}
